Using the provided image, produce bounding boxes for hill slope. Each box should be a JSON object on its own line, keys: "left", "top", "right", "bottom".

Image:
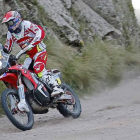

{"left": 0, "top": 0, "right": 140, "bottom": 46}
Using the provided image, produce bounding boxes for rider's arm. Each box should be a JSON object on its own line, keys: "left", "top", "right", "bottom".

{"left": 16, "top": 21, "right": 45, "bottom": 59}
{"left": 3, "top": 32, "right": 14, "bottom": 54}
{"left": 22, "top": 21, "right": 46, "bottom": 53}
{"left": 28, "top": 21, "right": 46, "bottom": 46}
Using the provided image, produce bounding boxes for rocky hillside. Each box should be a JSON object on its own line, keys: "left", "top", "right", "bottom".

{"left": 0, "top": 0, "right": 140, "bottom": 47}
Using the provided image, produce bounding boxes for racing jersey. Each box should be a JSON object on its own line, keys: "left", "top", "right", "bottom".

{"left": 4, "top": 20, "right": 46, "bottom": 58}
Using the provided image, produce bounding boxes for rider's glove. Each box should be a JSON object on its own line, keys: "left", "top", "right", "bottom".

{"left": 2, "top": 45, "right": 9, "bottom": 54}
{"left": 9, "top": 54, "right": 17, "bottom": 66}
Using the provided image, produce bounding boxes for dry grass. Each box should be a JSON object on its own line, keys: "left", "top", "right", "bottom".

{"left": 44, "top": 38, "right": 140, "bottom": 93}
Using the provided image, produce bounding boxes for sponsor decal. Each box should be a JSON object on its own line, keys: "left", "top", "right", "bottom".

{"left": 43, "top": 86, "right": 47, "bottom": 92}
{"left": 21, "top": 43, "right": 28, "bottom": 49}
{"left": 18, "top": 37, "right": 32, "bottom": 47}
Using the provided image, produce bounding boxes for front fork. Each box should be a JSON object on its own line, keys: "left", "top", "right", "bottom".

{"left": 10, "top": 95, "right": 16, "bottom": 110}
{"left": 17, "top": 73, "right": 26, "bottom": 102}
{"left": 8, "top": 73, "right": 26, "bottom": 111}
{"left": 10, "top": 74, "right": 26, "bottom": 110}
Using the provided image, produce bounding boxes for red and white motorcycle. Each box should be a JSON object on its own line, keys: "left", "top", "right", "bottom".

{"left": 0, "top": 44, "right": 81, "bottom": 131}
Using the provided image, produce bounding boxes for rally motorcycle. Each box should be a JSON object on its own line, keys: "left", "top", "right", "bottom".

{"left": 0, "top": 43, "right": 81, "bottom": 131}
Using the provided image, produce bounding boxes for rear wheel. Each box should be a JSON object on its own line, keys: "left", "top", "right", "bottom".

{"left": 57, "top": 83, "right": 81, "bottom": 118}
{"left": 1, "top": 89, "right": 34, "bottom": 131}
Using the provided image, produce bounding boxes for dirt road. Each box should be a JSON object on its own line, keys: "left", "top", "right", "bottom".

{"left": 1, "top": 77, "right": 140, "bottom": 140}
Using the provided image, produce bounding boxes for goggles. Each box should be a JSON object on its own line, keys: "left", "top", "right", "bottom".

{"left": 5, "top": 20, "right": 14, "bottom": 27}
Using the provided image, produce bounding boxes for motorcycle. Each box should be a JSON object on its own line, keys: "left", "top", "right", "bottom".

{"left": 0, "top": 43, "right": 81, "bottom": 131}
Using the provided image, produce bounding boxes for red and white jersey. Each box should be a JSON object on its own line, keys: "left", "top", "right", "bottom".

{"left": 4, "top": 20, "right": 46, "bottom": 58}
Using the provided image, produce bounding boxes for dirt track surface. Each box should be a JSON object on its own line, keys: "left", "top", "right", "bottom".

{"left": 1, "top": 78, "right": 140, "bottom": 140}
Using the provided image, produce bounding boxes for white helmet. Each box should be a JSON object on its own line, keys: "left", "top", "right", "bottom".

{"left": 2, "top": 11, "right": 22, "bottom": 33}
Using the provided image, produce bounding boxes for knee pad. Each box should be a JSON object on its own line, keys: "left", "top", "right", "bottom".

{"left": 33, "top": 62, "right": 45, "bottom": 76}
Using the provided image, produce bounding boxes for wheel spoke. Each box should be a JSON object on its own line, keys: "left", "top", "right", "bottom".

{"left": 6, "top": 93, "right": 29, "bottom": 125}
{"left": 62, "top": 89, "right": 76, "bottom": 113}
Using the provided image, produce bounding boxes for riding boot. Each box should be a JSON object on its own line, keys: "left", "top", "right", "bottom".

{"left": 41, "top": 73, "right": 64, "bottom": 97}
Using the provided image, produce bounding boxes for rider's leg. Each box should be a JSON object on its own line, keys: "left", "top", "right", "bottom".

{"left": 33, "top": 51, "right": 64, "bottom": 97}
{"left": 23, "top": 57, "right": 32, "bottom": 69}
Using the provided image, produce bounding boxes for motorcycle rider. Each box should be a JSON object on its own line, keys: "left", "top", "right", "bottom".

{"left": 2, "top": 11, "right": 64, "bottom": 112}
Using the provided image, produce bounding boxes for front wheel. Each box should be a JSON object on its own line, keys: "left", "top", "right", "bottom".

{"left": 1, "top": 89, "right": 34, "bottom": 131}
{"left": 57, "top": 83, "right": 82, "bottom": 118}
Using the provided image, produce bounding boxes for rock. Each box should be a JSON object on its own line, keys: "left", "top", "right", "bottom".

{"left": 82, "top": 0, "right": 140, "bottom": 46}
{"left": 61, "top": 0, "right": 72, "bottom": 9}
{"left": 38, "top": 0, "right": 83, "bottom": 45}
{"left": 83, "top": 0, "right": 122, "bottom": 30}
{"left": 0, "top": 0, "right": 7, "bottom": 41}
{"left": 72, "top": 0, "right": 122, "bottom": 43}
{"left": 0, "top": 0, "right": 139, "bottom": 47}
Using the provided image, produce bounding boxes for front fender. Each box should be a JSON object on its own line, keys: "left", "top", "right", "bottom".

{"left": 8, "top": 65, "right": 38, "bottom": 89}
{"left": 0, "top": 73, "right": 18, "bottom": 88}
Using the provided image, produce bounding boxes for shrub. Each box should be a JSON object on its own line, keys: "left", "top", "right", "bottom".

{"left": 1, "top": 38, "right": 140, "bottom": 115}
{"left": 44, "top": 38, "right": 140, "bottom": 92}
